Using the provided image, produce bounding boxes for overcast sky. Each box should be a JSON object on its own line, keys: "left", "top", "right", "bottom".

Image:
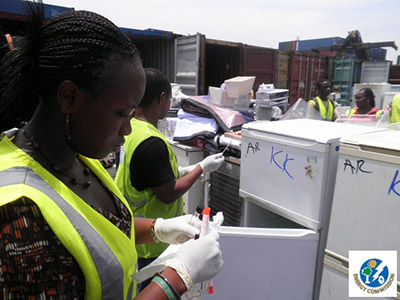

{"left": 43, "top": 0, "right": 400, "bottom": 63}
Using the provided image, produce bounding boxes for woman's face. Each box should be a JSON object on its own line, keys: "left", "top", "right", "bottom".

{"left": 354, "top": 91, "right": 369, "bottom": 109}
{"left": 70, "top": 59, "right": 145, "bottom": 159}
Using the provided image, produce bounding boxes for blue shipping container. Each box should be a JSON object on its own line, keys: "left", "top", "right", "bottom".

{"left": 278, "top": 37, "right": 345, "bottom": 52}
{"left": 0, "top": 0, "right": 72, "bottom": 19}
{"left": 297, "top": 37, "right": 345, "bottom": 51}
{"left": 278, "top": 41, "right": 295, "bottom": 51}
{"left": 345, "top": 48, "right": 386, "bottom": 62}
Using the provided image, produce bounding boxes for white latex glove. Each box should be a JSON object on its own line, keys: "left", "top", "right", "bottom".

{"left": 155, "top": 215, "right": 201, "bottom": 244}
{"left": 198, "top": 153, "right": 224, "bottom": 174}
{"left": 178, "top": 164, "right": 197, "bottom": 177}
{"left": 165, "top": 229, "right": 223, "bottom": 289}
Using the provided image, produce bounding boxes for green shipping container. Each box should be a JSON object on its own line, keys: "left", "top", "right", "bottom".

{"left": 333, "top": 58, "right": 361, "bottom": 106}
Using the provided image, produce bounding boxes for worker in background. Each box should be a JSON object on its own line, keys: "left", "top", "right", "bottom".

{"left": 0, "top": 4, "right": 222, "bottom": 299}
{"left": 115, "top": 67, "right": 224, "bottom": 292}
{"left": 383, "top": 93, "right": 400, "bottom": 123}
{"left": 307, "top": 80, "right": 339, "bottom": 121}
{"left": 346, "top": 88, "right": 383, "bottom": 119}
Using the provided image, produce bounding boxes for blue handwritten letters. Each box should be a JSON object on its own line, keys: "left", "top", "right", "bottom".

{"left": 270, "top": 146, "right": 294, "bottom": 179}
{"left": 388, "top": 170, "right": 400, "bottom": 197}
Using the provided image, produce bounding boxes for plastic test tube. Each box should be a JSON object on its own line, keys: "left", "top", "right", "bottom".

{"left": 199, "top": 206, "right": 214, "bottom": 294}
{"left": 191, "top": 205, "right": 204, "bottom": 240}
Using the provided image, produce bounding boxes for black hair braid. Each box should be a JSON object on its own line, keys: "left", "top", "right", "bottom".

{"left": 0, "top": 0, "right": 44, "bottom": 131}
{"left": 33, "top": 10, "right": 138, "bottom": 93}
{"left": 0, "top": 2, "right": 139, "bottom": 132}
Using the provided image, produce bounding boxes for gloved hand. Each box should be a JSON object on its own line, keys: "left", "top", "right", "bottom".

{"left": 198, "top": 153, "right": 224, "bottom": 174}
{"left": 165, "top": 229, "right": 223, "bottom": 289}
{"left": 154, "top": 215, "right": 201, "bottom": 244}
{"left": 178, "top": 164, "right": 197, "bottom": 177}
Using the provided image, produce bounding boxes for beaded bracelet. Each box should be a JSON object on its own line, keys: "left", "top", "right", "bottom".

{"left": 152, "top": 275, "right": 176, "bottom": 300}
{"left": 155, "top": 272, "right": 182, "bottom": 300}
{"left": 150, "top": 219, "right": 161, "bottom": 243}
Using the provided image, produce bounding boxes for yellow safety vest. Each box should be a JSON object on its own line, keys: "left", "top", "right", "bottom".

{"left": 345, "top": 107, "right": 383, "bottom": 118}
{"left": 0, "top": 129, "right": 138, "bottom": 300}
{"left": 308, "top": 96, "right": 336, "bottom": 121}
{"left": 390, "top": 94, "right": 400, "bottom": 123}
{"left": 115, "top": 118, "right": 183, "bottom": 259}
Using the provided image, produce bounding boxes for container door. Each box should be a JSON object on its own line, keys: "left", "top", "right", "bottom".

{"left": 174, "top": 34, "right": 204, "bottom": 95}
{"left": 242, "top": 46, "right": 276, "bottom": 92}
{"left": 275, "top": 50, "right": 289, "bottom": 89}
{"left": 333, "top": 58, "right": 361, "bottom": 106}
{"left": 201, "top": 226, "right": 319, "bottom": 300}
{"left": 306, "top": 55, "right": 328, "bottom": 101}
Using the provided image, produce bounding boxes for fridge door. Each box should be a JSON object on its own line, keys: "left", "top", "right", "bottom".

{"left": 201, "top": 226, "right": 319, "bottom": 300}
{"left": 320, "top": 250, "right": 350, "bottom": 300}
{"left": 320, "top": 130, "right": 400, "bottom": 299}
{"left": 240, "top": 119, "right": 385, "bottom": 230}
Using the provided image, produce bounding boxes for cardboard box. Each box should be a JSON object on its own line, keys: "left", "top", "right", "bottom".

{"left": 209, "top": 86, "right": 229, "bottom": 106}
{"left": 224, "top": 76, "right": 255, "bottom": 98}
{"left": 209, "top": 86, "right": 250, "bottom": 111}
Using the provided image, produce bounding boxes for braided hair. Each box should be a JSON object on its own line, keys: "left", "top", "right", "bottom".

{"left": 0, "top": 0, "right": 140, "bottom": 132}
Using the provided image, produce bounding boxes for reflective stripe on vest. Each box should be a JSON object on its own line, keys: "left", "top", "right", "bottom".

{"left": 0, "top": 166, "right": 132, "bottom": 300}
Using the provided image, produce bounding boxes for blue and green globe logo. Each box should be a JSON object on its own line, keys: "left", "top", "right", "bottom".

{"left": 359, "top": 258, "right": 389, "bottom": 288}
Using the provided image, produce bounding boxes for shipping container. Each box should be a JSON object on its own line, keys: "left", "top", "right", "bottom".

{"left": 287, "top": 52, "right": 329, "bottom": 105}
{"left": 0, "top": 0, "right": 73, "bottom": 41}
{"left": 122, "top": 28, "right": 179, "bottom": 83}
{"left": 204, "top": 38, "right": 242, "bottom": 93}
{"left": 0, "top": 0, "right": 72, "bottom": 19}
{"left": 333, "top": 58, "right": 361, "bottom": 106}
{"left": 389, "top": 65, "right": 400, "bottom": 84}
{"left": 242, "top": 45, "right": 277, "bottom": 91}
{"left": 275, "top": 50, "right": 290, "bottom": 89}
{"left": 345, "top": 48, "right": 387, "bottom": 62}
{"left": 366, "top": 47, "right": 387, "bottom": 62}
{"left": 279, "top": 37, "right": 345, "bottom": 52}
{"left": 175, "top": 34, "right": 277, "bottom": 96}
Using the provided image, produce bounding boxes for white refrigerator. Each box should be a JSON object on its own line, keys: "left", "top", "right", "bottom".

{"left": 202, "top": 119, "right": 385, "bottom": 300}
{"left": 320, "top": 130, "right": 400, "bottom": 300}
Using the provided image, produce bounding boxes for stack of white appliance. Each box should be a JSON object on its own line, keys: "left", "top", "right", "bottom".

{"left": 202, "top": 119, "right": 385, "bottom": 300}
{"left": 254, "top": 84, "right": 289, "bottom": 119}
{"left": 320, "top": 129, "right": 400, "bottom": 299}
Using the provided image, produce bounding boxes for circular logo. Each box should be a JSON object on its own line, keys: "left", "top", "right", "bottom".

{"left": 359, "top": 258, "right": 389, "bottom": 288}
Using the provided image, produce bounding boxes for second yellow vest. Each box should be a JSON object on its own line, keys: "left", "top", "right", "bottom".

{"left": 115, "top": 118, "right": 183, "bottom": 258}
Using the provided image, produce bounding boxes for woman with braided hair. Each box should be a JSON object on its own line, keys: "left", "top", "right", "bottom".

{"left": 0, "top": 1, "right": 222, "bottom": 299}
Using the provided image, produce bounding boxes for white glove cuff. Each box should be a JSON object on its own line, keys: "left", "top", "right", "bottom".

{"left": 165, "top": 260, "right": 193, "bottom": 290}
{"left": 153, "top": 218, "right": 164, "bottom": 243}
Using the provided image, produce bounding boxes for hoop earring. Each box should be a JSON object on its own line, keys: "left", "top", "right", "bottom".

{"left": 65, "top": 114, "right": 72, "bottom": 140}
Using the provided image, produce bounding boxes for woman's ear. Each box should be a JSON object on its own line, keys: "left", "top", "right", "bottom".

{"left": 158, "top": 91, "right": 166, "bottom": 104}
{"left": 57, "top": 80, "right": 79, "bottom": 113}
